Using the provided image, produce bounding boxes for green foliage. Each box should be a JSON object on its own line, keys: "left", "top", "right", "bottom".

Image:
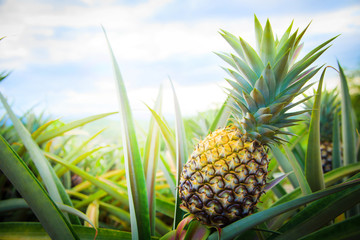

{"left": 0, "top": 19, "right": 359, "bottom": 240}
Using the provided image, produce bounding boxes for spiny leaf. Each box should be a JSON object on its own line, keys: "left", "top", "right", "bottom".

{"left": 332, "top": 112, "right": 341, "bottom": 170}
{"left": 214, "top": 52, "right": 237, "bottom": 70}
{"left": 262, "top": 63, "right": 276, "bottom": 101}
{"left": 223, "top": 67, "right": 253, "bottom": 92}
{"left": 219, "top": 29, "right": 246, "bottom": 61}
{"left": 250, "top": 88, "right": 265, "bottom": 107}
{"left": 231, "top": 53, "right": 258, "bottom": 86}
{"left": 35, "top": 112, "right": 117, "bottom": 144}
{"left": 298, "top": 214, "right": 360, "bottom": 240}
{"left": 143, "top": 86, "right": 163, "bottom": 235}
{"left": 260, "top": 19, "right": 275, "bottom": 65}
{"left": 305, "top": 68, "right": 327, "bottom": 192}
{"left": 242, "top": 91, "right": 258, "bottom": 112}
{"left": 207, "top": 179, "right": 360, "bottom": 240}
{"left": 273, "top": 48, "right": 291, "bottom": 83}
{"left": 276, "top": 20, "right": 294, "bottom": 52}
{"left": 282, "top": 47, "right": 329, "bottom": 90}
{"left": 0, "top": 91, "right": 63, "bottom": 203}
{"left": 103, "top": 27, "right": 151, "bottom": 240}
{"left": 170, "top": 80, "right": 188, "bottom": 229}
{"left": 239, "top": 37, "right": 265, "bottom": 76}
{"left": 254, "top": 75, "right": 269, "bottom": 104}
{"left": 338, "top": 62, "right": 357, "bottom": 166}
{"left": 284, "top": 145, "right": 312, "bottom": 195}
{"left": 254, "top": 14, "right": 263, "bottom": 51}
{"left": 0, "top": 136, "right": 78, "bottom": 240}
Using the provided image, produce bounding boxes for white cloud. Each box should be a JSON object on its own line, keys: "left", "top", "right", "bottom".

{"left": 45, "top": 77, "right": 226, "bottom": 118}
{"left": 2, "top": 0, "right": 358, "bottom": 68}
{"left": 0, "top": 0, "right": 359, "bottom": 119}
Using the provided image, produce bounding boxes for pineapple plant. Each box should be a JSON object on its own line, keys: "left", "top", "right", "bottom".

{"left": 178, "top": 16, "right": 337, "bottom": 228}
{"left": 303, "top": 89, "right": 340, "bottom": 173}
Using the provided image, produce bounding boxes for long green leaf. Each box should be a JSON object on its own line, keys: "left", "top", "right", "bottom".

{"left": 147, "top": 106, "right": 176, "bottom": 160}
{"left": 35, "top": 112, "right": 117, "bottom": 144}
{"left": 0, "top": 198, "right": 96, "bottom": 230}
{"left": 270, "top": 146, "right": 299, "bottom": 188}
{"left": 143, "top": 86, "right": 163, "bottom": 235}
{"left": 239, "top": 37, "right": 264, "bottom": 76}
{"left": 0, "top": 198, "right": 28, "bottom": 213}
{"left": 284, "top": 145, "right": 312, "bottom": 195}
{"left": 338, "top": 62, "right": 357, "bottom": 166}
{"left": 0, "top": 91, "right": 62, "bottom": 203}
{"left": 254, "top": 15, "right": 263, "bottom": 52}
{"left": 276, "top": 188, "right": 360, "bottom": 239}
{"left": 66, "top": 190, "right": 131, "bottom": 225}
{"left": 299, "top": 215, "right": 360, "bottom": 240}
{"left": 209, "top": 97, "right": 231, "bottom": 133}
{"left": 46, "top": 152, "right": 129, "bottom": 207}
{"left": 324, "top": 161, "right": 360, "bottom": 186}
{"left": 54, "top": 129, "right": 105, "bottom": 177}
{"left": 100, "top": 201, "right": 131, "bottom": 223}
{"left": 103, "top": 27, "right": 151, "bottom": 240}
{"left": 332, "top": 112, "right": 342, "bottom": 169}
{"left": 219, "top": 29, "right": 246, "bottom": 61}
{"left": 103, "top": 198, "right": 171, "bottom": 236}
{"left": 305, "top": 68, "right": 327, "bottom": 192}
{"left": 72, "top": 169, "right": 125, "bottom": 191}
{"left": 0, "top": 136, "right": 78, "bottom": 240}
{"left": 207, "top": 179, "right": 360, "bottom": 240}
{"left": 52, "top": 167, "right": 81, "bottom": 225}
{"left": 260, "top": 19, "right": 275, "bottom": 65}
{"left": 159, "top": 154, "right": 176, "bottom": 197}
{"left": 273, "top": 161, "right": 360, "bottom": 207}
{"left": 156, "top": 197, "right": 175, "bottom": 218}
{"left": 170, "top": 80, "right": 188, "bottom": 229}
{"left": 57, "top": 146, "right": 105, "bottom": 179}
{"left": 0, "top": 222, "right": 138, "bottom": 240}
{"left": 271, "top": 173, "right": 360, "bottom": 239}
{"left": 74, "top": 190, "right": 107, "bottom": 209}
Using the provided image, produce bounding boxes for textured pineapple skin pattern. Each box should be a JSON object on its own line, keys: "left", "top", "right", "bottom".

{"left": 321, "top": 141, "right": 333, "bottom": 173}
{"left": 179, "top": 126, "right": 269, "bottom": 227}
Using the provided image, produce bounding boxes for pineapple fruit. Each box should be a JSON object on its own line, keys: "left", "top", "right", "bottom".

{"left": 178, "top": 16, "right": 337, "bottom": 228}
{"left": 303, "top": 89, "right": 340, "bottom": 173}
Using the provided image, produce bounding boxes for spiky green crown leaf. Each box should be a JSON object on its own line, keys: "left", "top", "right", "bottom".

{"left": 217, "top": 15, "right": 338, "bottom": 145}
{"left": 303, "top": 88, "right": 340, "bottom": 141}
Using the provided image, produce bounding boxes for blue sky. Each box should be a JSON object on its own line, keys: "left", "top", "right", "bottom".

{"left": 0, "top": 0, "right": 359, "bottom": 120}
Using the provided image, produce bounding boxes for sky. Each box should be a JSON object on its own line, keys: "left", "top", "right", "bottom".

{"left": 0, "top": 0, "right": 360, "bottom": 121}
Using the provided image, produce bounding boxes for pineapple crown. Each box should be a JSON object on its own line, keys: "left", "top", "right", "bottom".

{"left": 217, "top": 15, "right": 338, "bottom": 145}
{"left": 303, "top": 88, "right": 340, "bottom": 141}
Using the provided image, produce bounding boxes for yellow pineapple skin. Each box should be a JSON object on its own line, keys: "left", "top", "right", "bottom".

{"left": 179, "top": 126, "right": 269, "bottom": 227}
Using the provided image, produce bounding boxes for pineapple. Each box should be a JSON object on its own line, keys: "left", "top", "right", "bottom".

{"left": 178, "top": 16, "right": 337, "bottom": 228}
{"left": 303, "top": 89, "right": 340, "bottom": 173}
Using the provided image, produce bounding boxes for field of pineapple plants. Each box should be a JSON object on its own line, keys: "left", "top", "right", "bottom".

{"left": 0, "top": 16, "right": 360, "bottom": 240}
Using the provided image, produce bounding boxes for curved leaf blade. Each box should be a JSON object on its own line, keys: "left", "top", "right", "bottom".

{"left": 103, "top": 27, "right": 151, "bottom": 239}
{"left": 0, "top": 136, "right": 78, "bottom": 240}
{"left": 36, "top": 112, "right": 117, "bottom": 144}
{"left": 338, "top": 62, "right": 357, "bottom": 166}
{"left": 299, "top": 215, "right": 360, "bottom": 240}
{"left": 207, "top": 179, "right": 360, "bottom": 240}
{"left": 0, "top": 222, "right": 141, "bottom": 240}
{"left": 143, "top": 86, "right": 163, "bottom": 235}
{"left": 170, "top": 80, "right": 188, "bottom": 229}
{"left": 305, "top": 68, "right": 327, "bottom": 192}
{"left": 0, "top": 92, "right": 62, "bottom": 203}
{"left": 284, "top": 145, "right": 312, "bottom": 195}
{"left": 272, "top": 173, "right": 360, "bottom": 240}
{"left": 270, "top": 146, "right": 299, "bottom": 188}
